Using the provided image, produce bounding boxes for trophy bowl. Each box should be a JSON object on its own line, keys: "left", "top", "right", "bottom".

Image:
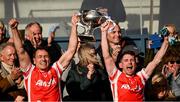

{"left": 77, "top": 9, "right": 108, "bottom": 42}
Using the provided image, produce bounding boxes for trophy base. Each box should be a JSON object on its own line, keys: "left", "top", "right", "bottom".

{"left": 78, "top": 35, "right": 96, "bottom": 42}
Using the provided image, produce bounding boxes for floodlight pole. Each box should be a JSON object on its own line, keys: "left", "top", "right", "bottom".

{"left": 149, "top": 0, "right": 154, "bottom": 34}
{"left": 140, "top": 0, "right": 143, "bottom": 35}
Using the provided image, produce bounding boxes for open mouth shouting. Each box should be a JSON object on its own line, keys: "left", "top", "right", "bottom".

{"left": 127, "top": 66, "right": 133, "bottom": 69}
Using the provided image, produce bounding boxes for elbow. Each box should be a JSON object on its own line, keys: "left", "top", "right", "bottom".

{"left": 68, "top": 42, "right": 77, "bottom": 52}
{"left": 69, "top": 47, "right": 77, "bottom": 56}
{"left": 17, "top": 48, "right": 26, "bottom": 55}
{"left": 103, "top": 54, "right": 111, "bottom": 60}
{"left": 153, "top": 58, "right": 161, "bottom": 65}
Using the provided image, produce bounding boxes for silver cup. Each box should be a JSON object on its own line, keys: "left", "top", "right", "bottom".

{"left": 77, "top": 9, "right": 108, "bottom": 42}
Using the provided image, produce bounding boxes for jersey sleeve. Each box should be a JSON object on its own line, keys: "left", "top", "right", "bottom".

{"left": 137, "top": 68, "right": 149, "bottom": 85}
{"left": 52, "top": 61, "right": 66, "bottom": 78}
{"left": 20, "top": 63, "right": 34, "bottom": 79}
{"left": 109, "top": 67, "right": 122, "bottom": 83}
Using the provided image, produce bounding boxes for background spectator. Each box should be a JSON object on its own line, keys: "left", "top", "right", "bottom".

{"left": 145, "top": 73, "right": 176, "bottom": 101}
{"left": 24, "top": 21, "right": 62, "bottom": 65}
{"left": 66, "top": 43, "right": 106, "bottom": 101}
{"left": 0, "top": 42, "right": 27, "bottom": 101}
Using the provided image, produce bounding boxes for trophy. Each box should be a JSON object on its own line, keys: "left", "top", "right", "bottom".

{"left": 77, "top": 8, "right": 111, "bottom": 42}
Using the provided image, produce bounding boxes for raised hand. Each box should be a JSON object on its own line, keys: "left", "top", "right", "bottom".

{"left": 9, "top": 19, "right": 19, "bottom": 29}
{"left": 10, "top": 67, "right": 22, "bottom": 81}
{"left": 15, "top": 77, "right": 23, "bottom": 85}
{"left": 172, "top": 64, "right": 180, "bottom": 78}
{"left": 32, "top": 36, "right": 38, "bottom": 48}
{"left": 47, "top": 24, "right": 60, "bottom": 46}
{"left": 71, "top": 13, "right": 79, "bottom": 26}
{"left": 100, "top": 21, "right": 110, "bottom": 33}
{"left": 111, "top": 44, "right": 121, "bottom": 61}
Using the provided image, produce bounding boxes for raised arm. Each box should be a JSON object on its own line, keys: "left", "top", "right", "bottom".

{"left": 57, "top": 14, "right": 78, "bottom": 69}
{"left": 145, "top": 36, "right": 169, "bottom": 76}
{"left": 101, "top": 21, "right": 117, "bottom": 76}
{"left": 47, "top": 24, "right": 59, "bottom": 46}
{"left": 9, "top": 19, "right": 31, "bottom": 69}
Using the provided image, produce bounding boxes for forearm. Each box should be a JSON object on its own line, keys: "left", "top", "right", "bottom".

{"left": 11, "top": 27, "right": 25, "bottom": 57}
{"left": 67, "top": 25, "right": 78, "bottom": 55}
{"left": 9, "top": 19, "right": 31, "bottom": 68}
{"left": 153, "top": 40, "right": 169, "bottom": 63}
{"left": 47, "top": 32, "right": 55, "bottom": 47}
{"left": 101, "top": 31, "right": 116, "bottom": 75}
{"left": 12, "top": 28, "right": 29, "bottom": 65}
{"left": 145, "top": 39, "right": 169, "bottom": 76}
{"left": 101, "top": 31, "right": 110, "bottom": 59}
{"left": 58, "top": 25, "right": 77, "bottom": 69}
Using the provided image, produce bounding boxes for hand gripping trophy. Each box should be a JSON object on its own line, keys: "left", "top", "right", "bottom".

{"left": 77, "top": 8, "right": 115, "bottom": 42}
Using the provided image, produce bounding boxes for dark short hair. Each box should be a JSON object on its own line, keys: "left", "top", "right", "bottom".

{"left": 122, "top": 45, "right": 139, "bottom": 56}
{"left": 33, "top": 46, "right": 50, "bottom": 58}
{"left": 117, "top": 50, "right": 136, "bottom": 63}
